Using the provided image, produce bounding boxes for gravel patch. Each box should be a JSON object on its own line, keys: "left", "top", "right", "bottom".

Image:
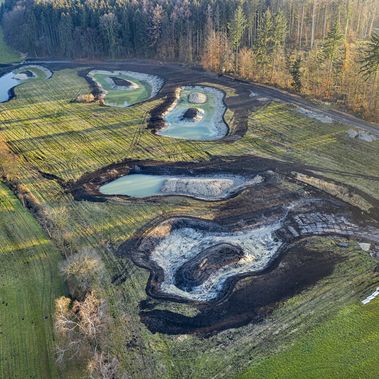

{"left": 297, "top": 107, "right": 333, "bottom": 123}
{"left": 160, "top": 175, "right": 263, "bottom": 200}
{"left": 347, "top": 128, "right": 377, "bottom": 142}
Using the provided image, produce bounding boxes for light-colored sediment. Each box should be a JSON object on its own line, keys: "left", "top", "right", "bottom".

{"left": 296, "top": 107, "right": 333, "bottom": 123}
{"left": 14, "top": 65, "right": 52, "bottom": 80}
{"left": 143, "top": 205, "right": 379, "bottom": 302}
{"left": 347, "top": 128, "right": 377, "bottom": 142}
{"left": 188, "top": 92, "right": 207, "bottom": 104}
{"left": 362, "top": 287, "right": 379, "bottom": 304}
{"left": 160, "top": 175, "right": 263, "bottom": 200}
{"left": 150, "top": 220, "right": 283, "bottom": 301}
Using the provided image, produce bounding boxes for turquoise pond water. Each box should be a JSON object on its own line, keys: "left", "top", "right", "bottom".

{"left": 158, "top": 86, "right": 228, "bottom": 141}
{"left": 100, "top": 174, "right": 167, "bottom": 197}
{"left": 0, "top": 72, "right": 20, "bottom": 102}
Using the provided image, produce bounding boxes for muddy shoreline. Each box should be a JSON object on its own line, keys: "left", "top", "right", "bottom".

{"left": 140, "top": 244, "right": 345, "bottom": 336}
{"left": 0, "top": 64, "right": 53, "bottom": 103}
{"left": 67, "top": 156, "right": 291, "bottom": 203}
{"left": 149, "top": 85, "right": 230, "bottom": 140}
{"left": 117, "top": 196, "right": 376, "bottom": 305}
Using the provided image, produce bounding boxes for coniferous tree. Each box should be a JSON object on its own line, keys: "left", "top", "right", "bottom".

{"left": 360, "top": 33, "right": 379, "bottom": 79}
{"left": 289, "top": 56, "right": 302, "bottom": 92}
{"left": 228, "top": 5, "right": 247, "bottom": 71}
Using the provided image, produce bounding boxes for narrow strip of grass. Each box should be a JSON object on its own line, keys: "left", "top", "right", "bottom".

{"left": 238, "top": 298, "right": 379, "bottom": 379}
{"left": 0, "top": 182, "right": 64, "bottom": 378}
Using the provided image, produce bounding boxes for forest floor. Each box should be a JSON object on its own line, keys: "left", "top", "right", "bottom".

{"left": 0, "top": 61, "right": 378, "bottom": 378}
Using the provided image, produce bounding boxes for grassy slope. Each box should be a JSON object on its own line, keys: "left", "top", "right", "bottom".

{"left": 0, "top": 68, "right": 378, "bottom": 378}
{"left": 239, "top": 298, "right": 379, "bottom": 379}
{"left": 0, "top": 183, "right": 64, "bottom": 378}
{"left": 0, "top": 28, "right": 21, "bottom": 64}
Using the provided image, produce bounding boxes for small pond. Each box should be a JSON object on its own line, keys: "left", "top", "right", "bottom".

{"left": 0, "top": 65, "right": 52, "bottom": 103}
{"left": 88, "top": 70, "right": 163, "bottom": 107}
{"left": 157, "top": 86, "right": 228, "bottom": 141}
{"left": 99, "top": 173, "right": 262, "bottom": 200}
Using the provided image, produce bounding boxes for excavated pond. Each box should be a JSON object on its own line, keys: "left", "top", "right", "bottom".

{"left": 126, "top": 201, "right": 378, "bottom": 304}
{"left": 99, "top": 173, "right": 262, "bottom": 200}
{"left": 157, "top": 86, "right": 228, "bottom": 140}
{"left": 88, "top": 69, "right": 163, "bottom": 107}
{"left": 136, "top": 217, "right": 284, "bottom": 302}
{"left": 0, "top": 65, "right": 52, "bottom": 102}
{"left": 114, "top": 165, "right": 379, "bottom": 335}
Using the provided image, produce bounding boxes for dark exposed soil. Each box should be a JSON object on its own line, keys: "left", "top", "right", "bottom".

{"left": 15, "top": 60, "right": 377, "bottom": 337}
{"left": 140, "top": 243, "right": 345, "bottom": 336}
{"left": 77, "top": 68, "right": 103, "bottom": 99}
{"left": 65, "top": 153, "right": 379, "bottom": 220}
{"left": 23, "top": 59, "right": 379, "bottom": 136}
{"left": 175, "top": 243, "right": 244, "bottom": 291}
{"left": 181, "top": 107, "right": 201, "bottom": 121}
{"left": 18, "top": 70, "right": 34, "bottom": 78}
{"left": 110, "top": 76, "right": 133, "bottom": 87}
{"left": 117, "top": 193, "right": 373, "bottom": 305}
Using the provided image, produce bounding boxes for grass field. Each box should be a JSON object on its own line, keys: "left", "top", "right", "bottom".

{"left": 0, "top": 182, "right": 65, "bottom": 378}
{"left": 0, "top": 28, "right": 21, "bottom": 64}
{"left": 240, "top": 297, "right": 379, "bottom": 379}
{"left": 0, "top": 66, "right": 378, "bottom": 378}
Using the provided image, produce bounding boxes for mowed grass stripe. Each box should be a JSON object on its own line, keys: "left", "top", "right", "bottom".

{"left": 239, "top": 297, "right": 379, "bottom": 379}
{"left": 0, "top": 183, "right": 64, "bottom": 379}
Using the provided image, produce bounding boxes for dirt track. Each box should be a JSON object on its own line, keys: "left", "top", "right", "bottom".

{"left": 24, "top": 58, "right": 379, "bottom": 136}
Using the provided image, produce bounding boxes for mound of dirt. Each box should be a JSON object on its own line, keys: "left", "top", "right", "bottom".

{"left": 175, "top": 243, "right": 244, "bottom": 291}
{"left": 181, "top": 108, "right": 204, "bottom": 122}
{"left": 14, "top": 70, "right": 35, "bottom": 80}
{"left": 110, "top": 76, "right": 133, "bottom": 88}
{"left": 188, "top": 92, "right": 207, "bottom": 104}
{"left": 75, "top": 93, "right": 95, "bottom": 103}
{"left": 160, "top": 176, "right": 248, "bottom": 199}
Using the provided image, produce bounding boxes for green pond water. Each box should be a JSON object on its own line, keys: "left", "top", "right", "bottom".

{"left": 158, "top": 86, "right": 228, "bottom": 140}
{"left": 88, "top": 70, "right": 162, "bottom": 107}
{"left": 100, "top": 174, "right": 167, "bottom": 197}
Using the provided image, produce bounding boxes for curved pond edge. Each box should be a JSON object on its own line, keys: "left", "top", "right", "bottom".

{"left": 67, "top": 156, "right": 279, "bottom": 204}
{"left": 0, "top": 64, "right": 53, "bottom": 103}
{"left": 156, "top": 85, "right": 229, "bottom": 141}
{"left": 81, "top": 68, "right": 165, "bottom": 108}
{"left": 99, "top": 173, "right": 263, "bottom": 201}
{"left": 116, "top": 194, "right": 377, "bottom": 306}
{"left": 149, "top": 85, "right": 233, "bottom": 141}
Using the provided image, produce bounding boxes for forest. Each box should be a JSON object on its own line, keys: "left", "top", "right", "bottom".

{"left": 1, "top": 0, "right": 378, "bottom": 121}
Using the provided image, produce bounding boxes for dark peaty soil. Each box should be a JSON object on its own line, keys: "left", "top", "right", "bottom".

{"left": 140, "top": 243, "right": 345, "bottom": 336}
{"left": 174, "top": 243, "right": 244, "bottom": 291}
{"left": 110, "top": 76, "right": 133, "bottom": 87}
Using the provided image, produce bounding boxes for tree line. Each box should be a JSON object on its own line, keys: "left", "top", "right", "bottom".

{"left": 1, "top": 0, "right": 378, "bottom": 120}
